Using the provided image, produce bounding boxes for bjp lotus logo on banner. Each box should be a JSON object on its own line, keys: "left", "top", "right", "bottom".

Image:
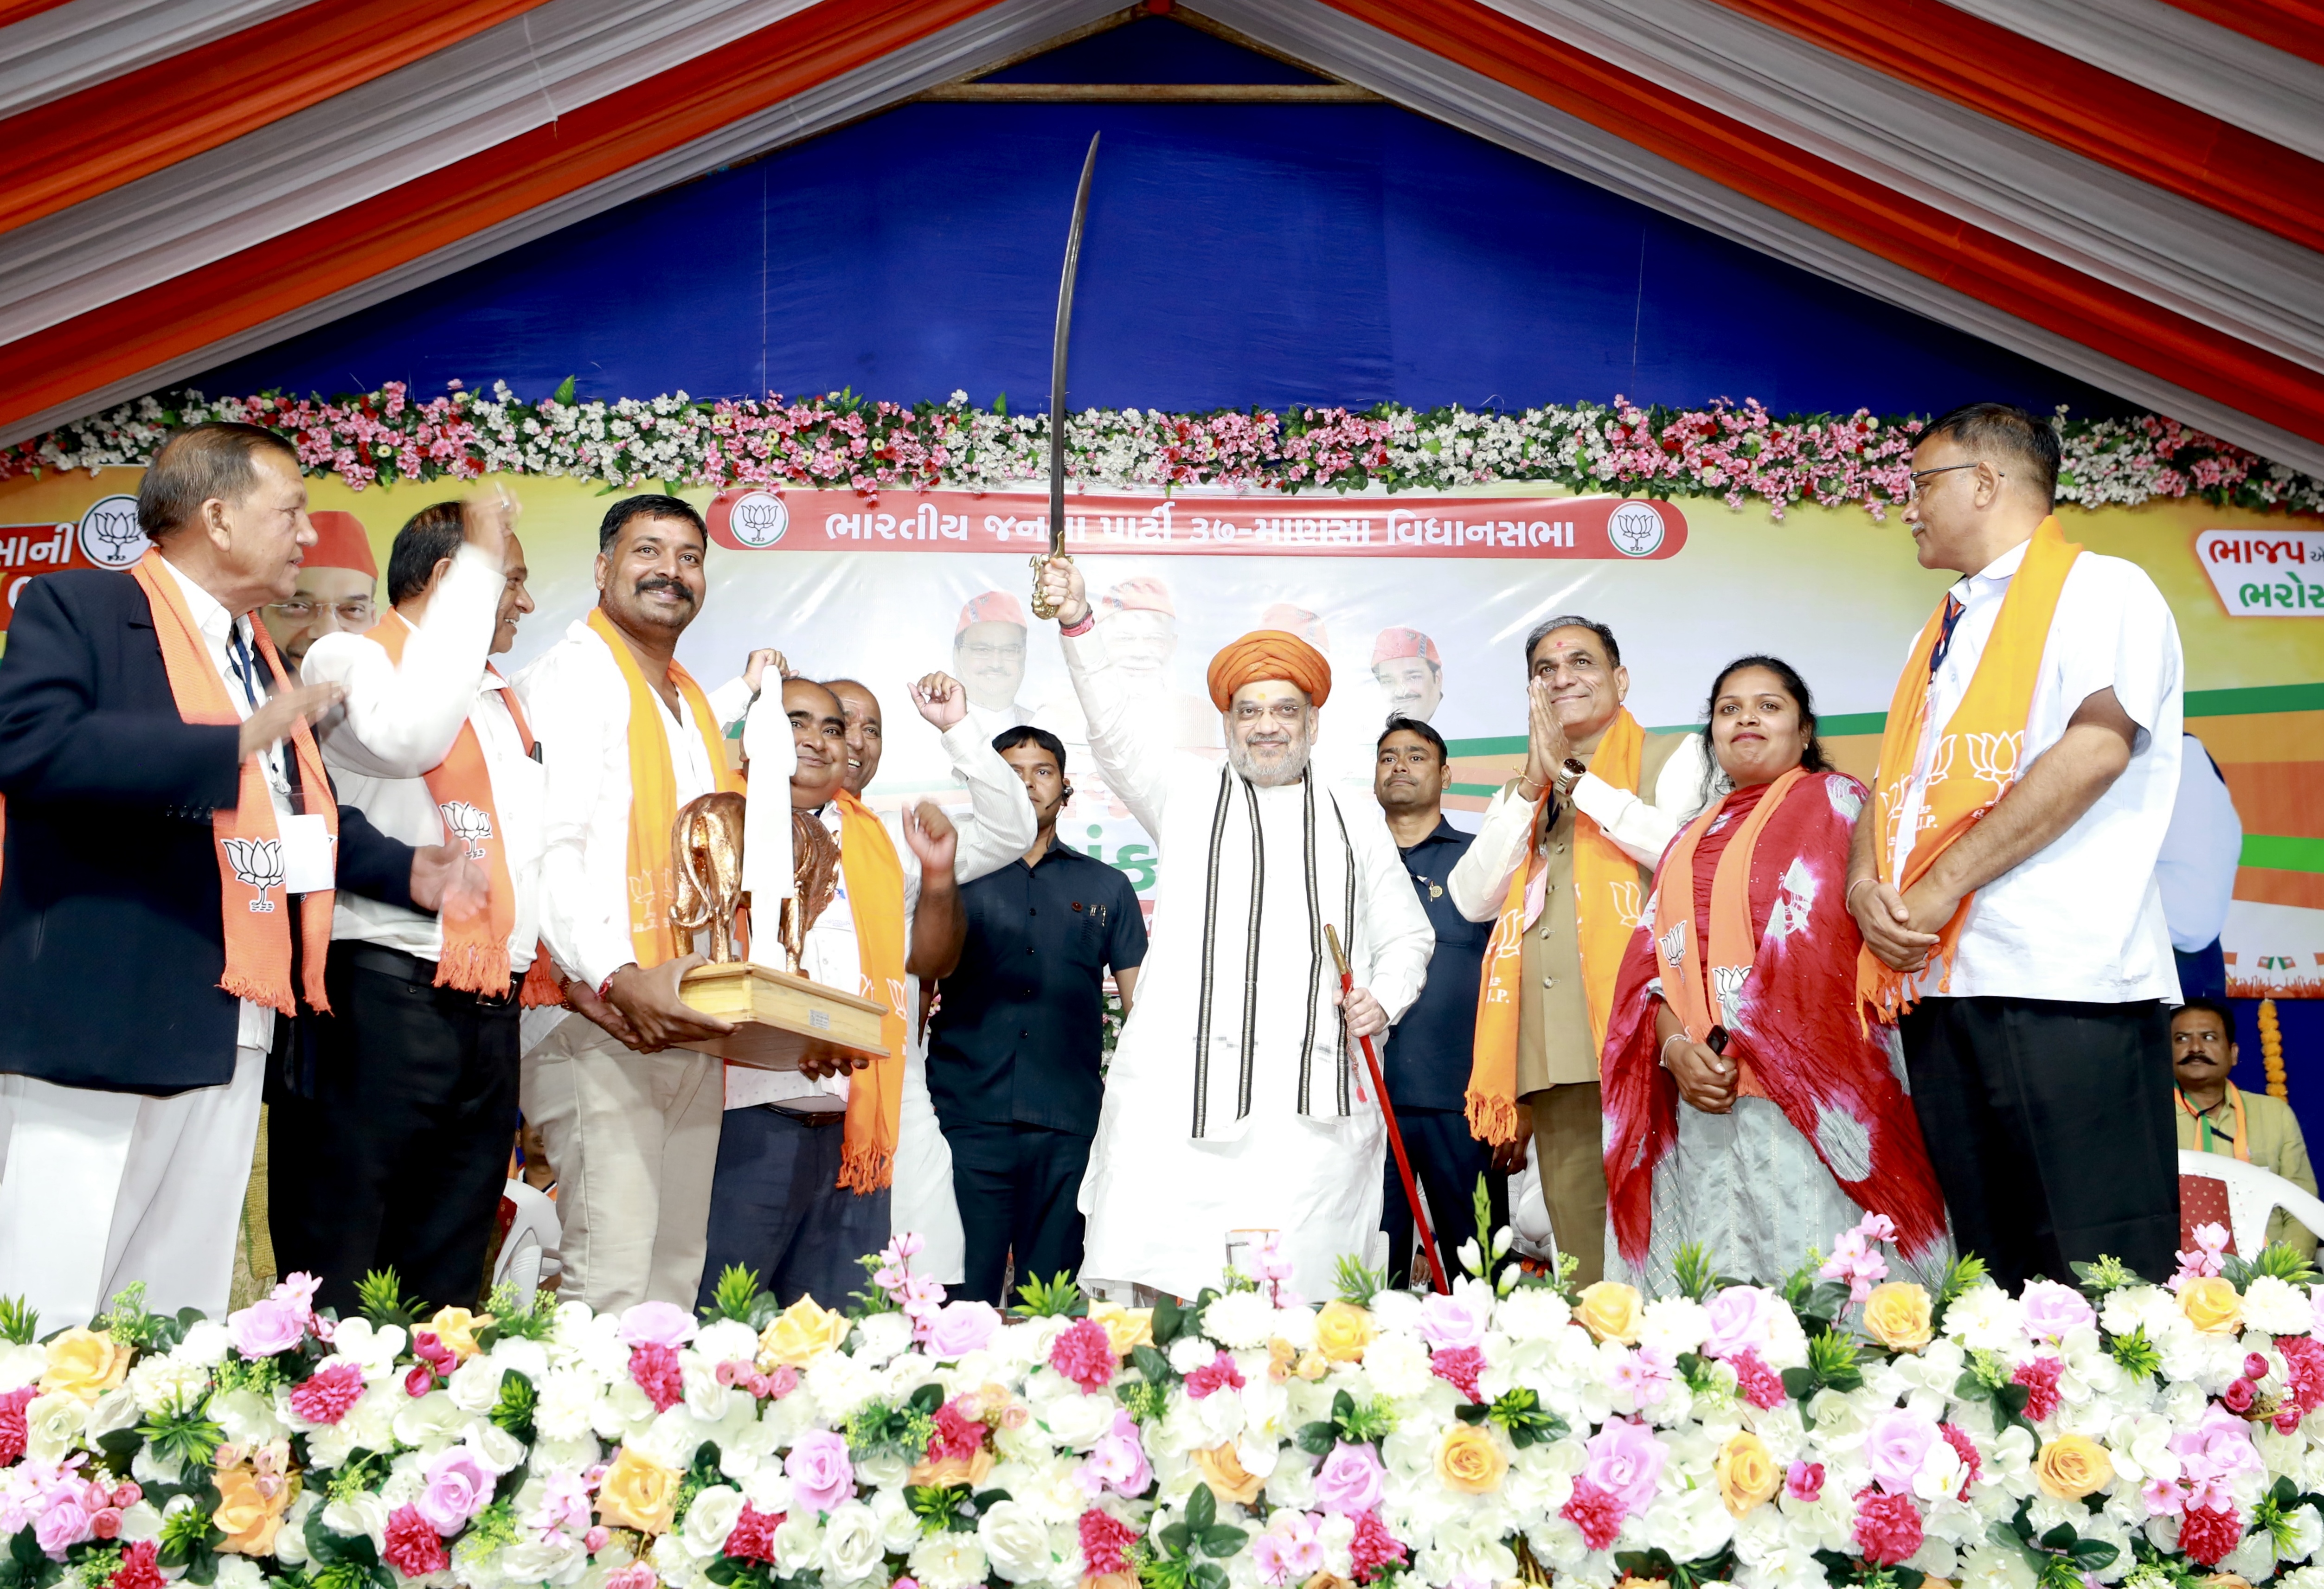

{"left": 223, "top": 837, "right": 284, "bottom": 913}
{"left": 76, "top": 494, "right": 147, "bottom": 569}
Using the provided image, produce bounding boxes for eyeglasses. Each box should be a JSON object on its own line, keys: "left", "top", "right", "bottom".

{"left": 266, "top": 598, "right": 373, "bottom": 625}
{"left": 1905, "top": 461, "right": 2001, "bottom": 500}
{"left": 958, "top": 641, "right": 1026, "bottom": 661}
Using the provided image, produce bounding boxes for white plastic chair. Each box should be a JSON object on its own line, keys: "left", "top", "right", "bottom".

{"left": 2178, "top": 1149, "right": 2324, "bottom": 1256}
{"left": 492, "top": 1179, "right": 562, "bottom": 1305}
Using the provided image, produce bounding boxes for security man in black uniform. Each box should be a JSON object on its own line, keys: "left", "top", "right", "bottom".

{"left": 930, "top": 725, "right": 1148, "bottom": 1304}
{"left": 1374, "top": 715, "right": 1505, "bottom": 1285}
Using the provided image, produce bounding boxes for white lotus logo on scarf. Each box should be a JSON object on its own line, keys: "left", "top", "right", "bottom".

{"left": 439, "top": 799, "right": 493, "bottom": 859}
{"left": 1713, "top": 964, "right": 1749, "bottom": 1027}
{"left": 1659, "top": 923, "right": 1687, "bottom": 967}
{"left": 1611, "top": 880, "right": 1644, "bottom": 929}
{"left": 222, "top": 837, "right": 284, "bottom": 913}
{"left": 1923, "top": 733, "right": 1958, "bottom": 789}
{"left": 1965, "top": 730, "right": 2024, "bottom": 792}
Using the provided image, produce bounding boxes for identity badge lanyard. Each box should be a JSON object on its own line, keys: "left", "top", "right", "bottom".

{"left": 230, "top": 620, "right": 335, "bottom": 893}
{"left": 226, "top": 622, "right": 289, "bottom": 797}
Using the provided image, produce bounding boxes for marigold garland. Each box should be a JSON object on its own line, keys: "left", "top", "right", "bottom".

{"left": 5, "top": 382, "right": 2320, "bottom": 520}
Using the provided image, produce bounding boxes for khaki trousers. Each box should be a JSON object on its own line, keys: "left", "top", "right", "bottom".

{"left": 521, "top": 1015, "right": 723, "bottom": 1312}
{"left": 1529, "top": 1081, "right": 1606, "bottom": 1287}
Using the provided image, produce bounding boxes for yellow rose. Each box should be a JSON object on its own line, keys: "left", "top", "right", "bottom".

{"left": 1302, "top": 1574, "right": 1356, "bottom": 1589}
{"left": 1715, "top": 1430, "right": 1780, "bottom": 1517}
{"left": 2182, "top": 1276, "right": 2244, "bottom": 1335}
{"left": 1435, "top": 1424, "right": 1508, "bottom": 1495}
{"left": 1085, "top": 1574, "right": 1140, "bottom": 1589}
{"left": 2202, "top": 1576, "right": 2254, "bottom": 1589}
{"left": 1294, "top": 1351, "right": 1328, "bottom": 1382}
{"left": 212, "top": 1466, "right": 295, "bottom": 1556}
{"left": 1576, "top": 1281, "right": 1642, "bottom": 1345}
{"left": 425, "top": 1307, "right": 491, "bottom": 1363}
{"left": 1089, "top": 1303, "right": 1154, "bottom": 1358}
{"left": 1193, "top": 1442, "right": 1266, "bottom": 1506}
{"left": 1862, "top": 1282, "right": 1934, "bottom": 1352}
{"left": 596, "top": 1446, "right": 682, "bottom": 1535}
{"left": 2035, "top": 1434, "right": 2115, "bottom": 1501}
{"left": 908, "top": 1446, "right": 995, "bottom": 1490}
{"left": 758, "top": 1297, "right": 851, "bottom": 1368}
{"left": 39, "top": 1328, "right": 131, "bottom": 1404}
{"left": 1313, "top": 1301, "right": 1377, "bottom": 1364}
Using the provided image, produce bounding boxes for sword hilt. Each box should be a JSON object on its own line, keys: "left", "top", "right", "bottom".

{"left": 1028, "top": 552, "right": 1074, "bottom": 621}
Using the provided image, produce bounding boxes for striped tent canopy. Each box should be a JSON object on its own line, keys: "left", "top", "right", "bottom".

{"left": 3, "top": 0, "right": 2321, "bottom": 474}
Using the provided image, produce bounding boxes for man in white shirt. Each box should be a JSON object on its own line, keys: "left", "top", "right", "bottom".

{"left": 1446, "top": 617, "right": 1709, "bottom": 1284}
{"left": 0, "top": 423, "right": 469, "bottom": 1326}
{"left": 514, "top": 494, "right": 781, "bottom": 1311}
{"left": 952, "top": 592, "right": 1036, "bottom": 744}
{"left": 277, "top": 494, "right": 540, "bottom": 1313}
{"left": 2157, "top": 734, "right": 2242, "bottom": 1000}
{"left": 1850, "top": 402, "right": 2184, "bottom": 1289}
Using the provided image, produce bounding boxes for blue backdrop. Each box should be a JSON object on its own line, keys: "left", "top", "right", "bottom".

{"left": 195, "top": 19, "right": 2128, "bottom": 419}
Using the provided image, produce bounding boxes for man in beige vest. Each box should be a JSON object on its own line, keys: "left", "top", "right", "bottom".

{"left": 1447, "top": 615, "right": 1708, "bottom": 1282}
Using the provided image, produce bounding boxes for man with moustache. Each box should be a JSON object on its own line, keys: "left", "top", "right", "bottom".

{"left": 730, "top": 671, "right": 1034, "bottom": 1288}
{"left": 514, "top": 494, "right": 783, "bottom": 1310}
{"left": 1038, "top": 575, "right": 1216, "bottom": 752}
{"left": 699, "top": 677, "right": 1010, "bottom": 1307}
{"left": 1038, "top": 559, "right": 1434, "bottom": 1301}
{"left": 1448, "top": 616, "right": 1708, "bottom": 1284}
{"left": 0, "top": 423, "right": 471, "bottom": 1326}
{"left": 276, "top": 494, "right": 546, "bottom": 1311}
{"left": 1373, "top": 716, "right": 1500, "bottom": 1286}
{"left": 951, "top": 592, "right": 1035, "bottom": 742}
{"left": 929, "top": 724, "right": 1147, "bottom": 1304}
{"left": 259, "top": 508, "right": 378, "bottom": 673}
{"left": 1373, "top": 629, "right": 1445, "bottom": 722}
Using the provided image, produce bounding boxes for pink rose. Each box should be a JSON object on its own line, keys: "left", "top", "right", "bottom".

{"left": 1312, "top": 1442, "right": 1386, "bottom": 1517}
{"left": 2019, "top": 1281, "right": 2096, "bottom": 1342}
{"left": 1582, "top": 1419, "right": 1665, "bottom": 1512}
{"left": 228, "top": 1297, "right": 308, "bottom": 1358}
{"left": 1416, "top": 1285, "right": 1489, "bottom": 1351}
{"left": 1867, "top": 1409, "right": 1938, "bottom": 1496}
{"left": 89, "top": 1508, "right": 121, "bottom": 1541}
{"left": 923, "top": 1301, "right": 1001, "bottom": 1359}
{"left": 618, "top": 1301, "right": 696, "bottom": 1350}
{"left": 416, "top": 1448, "right": 496, "bottom": 1536}
{"left": 1701, "top": 1286, "right": 1777, "bottom": 1360}
{"left": 1074, "top": 1411, "right": 1149, "bottom": 1498}
{"left": 1786, "top": 1461, "right": 1824, "bottom": 1501}
{"left": 404, "top": 1365, "right": 436, "bottom": 1398}
{"left": 34, "top": 1500, "right": 92, "bottom": 1560}
{"left": 786, "top": 1430, "right": 855, "bottom": 1514}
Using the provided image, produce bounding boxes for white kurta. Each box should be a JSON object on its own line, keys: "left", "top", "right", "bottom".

{"left": 1064, "top": 626, "right": 1434, "bottom": 1301}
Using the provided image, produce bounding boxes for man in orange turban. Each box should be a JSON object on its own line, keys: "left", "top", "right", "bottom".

{"left": 1034, "top": 558, "right": 1434, "bottom": 1303}
{"left": 260, "top": 508, "right": 376, "bottom": 673}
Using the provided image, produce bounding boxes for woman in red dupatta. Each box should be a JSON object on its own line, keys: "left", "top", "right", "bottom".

{"left": 1600, "top": 657, "right": 1949, "bottom": 1291}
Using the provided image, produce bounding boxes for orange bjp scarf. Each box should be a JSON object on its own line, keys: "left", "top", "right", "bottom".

{"left": 828, "top": 788, "right": 910, "bottom": 1193}
{"left": 1466, "top": 706, "right": 1645, "bottom": 1145}
{"left": 1656, "top": 767, "right": 1807, "bottom": 1055}
{"left": 586, "top": 606, "right": 744, "bottom": 968}
{"left": 131, "top": 548, "right": 338, "bottom": 1015}
{"left": 1857, "top": 517, "right": 2081, "bottom": 1020}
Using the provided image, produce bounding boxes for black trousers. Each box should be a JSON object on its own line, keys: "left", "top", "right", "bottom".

{"left": 945, "top": 1119, "right": 1092, "bottom": 1307}
{"left": 1899, "top": 995, "right": 2178, "bottom": 1291}
{"left": 1382, "top": 1104, "right": 1508, "bottom": 1289}
{"left": 270, "top": 944, "right": 520, "bottom": 1315}
{"left": 698, "top": 1107, "right": 891, "bottom": 1311}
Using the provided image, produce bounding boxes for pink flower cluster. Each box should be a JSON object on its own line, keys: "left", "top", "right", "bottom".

{"left": 2172, "top": 1222, "right": 2231, "bottom": 1290}
{"left": 0, "top": 1387, "right": 37, "bottom": 1465}
{"left": 1079, "top": 1507, "right": 1140, "bottom": 1575}
{"left": 2011, "top": 1355, "right": 2063, "bottom": 1422}
{"left": 1347, "top": 1508, "right": 1406, "bottom": 1582}
{"left": 0, "top": 1459, "right": 135, "bottom": 1559}
{"left": 870, "top": 1234, "right": 948, "bottom": 1342}
{"left": 1050, "top": 1318, "right": 1117, "bottom": 1393}
{"left": 2145, "top": 1408, "right": 2264, "bottom": 1518}
{"left": 1819, "top": 1213, "right": 1895, "bottom": 1302}
{"left": 227, "top": 1272, "right": 325, "bottom": 1358}
{"left": 1182, "top": 1348, "right": 1244, "bottom": 1400}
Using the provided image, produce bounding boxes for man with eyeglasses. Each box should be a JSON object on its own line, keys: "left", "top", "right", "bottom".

{"left": 1447, "top": 616, "right": 1709, "bottom": 1284}
{"left": 952, "top": 591, "right": 1034, "bottom": 743}
{"left": 1036, "top": 557, "right": 1434, "bottom": 1302}
{"left": 1849, "top": 400, "right": 2184, "bottom": 1290}
{"left": 259, "top": 509, "right": 378, "bottom": 672}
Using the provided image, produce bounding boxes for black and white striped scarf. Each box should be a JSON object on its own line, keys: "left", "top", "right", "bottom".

{"left": 1189, "top": 764, "right": 1357, "bottom": 1138}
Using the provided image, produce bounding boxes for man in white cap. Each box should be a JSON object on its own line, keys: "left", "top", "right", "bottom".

{"left": 1037, "top": 558, "right": 1433, "bottom": 1301}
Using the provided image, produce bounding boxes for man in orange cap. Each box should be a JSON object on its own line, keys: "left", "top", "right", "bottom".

{"left": 951, "top": 590, "right": 1034, "bottom": 743}
{"left": 1036, "top": 558, "right": 1434, "bottom": 1302}
{"left": 260, "top": 508, "right": 377, "bottom": 673}
{"left": 1372, "top": 627, "right": 1444, "bottom": 722}
{"left": 1036, "top": 574, "right": 1216, "bottom": 752}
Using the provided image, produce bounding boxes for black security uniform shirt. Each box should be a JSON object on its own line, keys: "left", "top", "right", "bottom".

{"left": 1381, "top": 818, "right": 1488, "bottom": 1111}
{"left": 929, "top": 840, "right": 1149, "bottom": 1135}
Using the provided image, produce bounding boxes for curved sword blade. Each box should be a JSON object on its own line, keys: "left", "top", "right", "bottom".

{"left": 1048, "top": 131, "right": 1101, "bottom": 559}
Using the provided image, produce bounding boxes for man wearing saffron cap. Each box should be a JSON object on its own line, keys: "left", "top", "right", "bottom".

{"left": 952, "top": 591, "right": 1035, "bottom": 744}
{"left": 1038, "top": 559, "right": 1433, "bottom": 1301}
{"left": 1038, "top": 574, "right": 1216, "bottom": 752}
{"left": 1373, "top": 628, "right": 1444, "bottom": 723}
{"left": 260, "top": 508, "right": 377, "bottom": 673}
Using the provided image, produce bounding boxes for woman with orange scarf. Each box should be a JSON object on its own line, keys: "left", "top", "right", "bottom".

{"left": 1599, "top": 657, "right": 1949, "bottom": 1290}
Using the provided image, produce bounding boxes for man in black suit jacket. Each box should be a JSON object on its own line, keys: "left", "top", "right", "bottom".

{"left": 0, "top": 423, "right": 475, "bottom": 1328}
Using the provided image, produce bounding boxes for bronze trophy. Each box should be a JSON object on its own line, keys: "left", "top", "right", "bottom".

{"left": 669, "top": 791, "right": 890, "bottom": 1070}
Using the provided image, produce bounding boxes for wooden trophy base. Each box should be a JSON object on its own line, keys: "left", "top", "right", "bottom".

{"left": 676, "top": 961, "right": 890, "bottom": 1070}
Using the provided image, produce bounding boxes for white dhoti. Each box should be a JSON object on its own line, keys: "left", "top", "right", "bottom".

{"left": 1063, "top": 626, "right": 1433, "bottom": 1302}
{"left": 0, "top": 1044, "right": 266, "bottom": 1329}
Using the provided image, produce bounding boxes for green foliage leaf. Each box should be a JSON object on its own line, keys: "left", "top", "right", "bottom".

{"left": 705, "top": 1265, "right": 764, "bottom": 1324}
{"left": 1011, "top": 1272, "right": 1086, "bottom": 1318}
{"left": 354, "top": 1269, "right": 424, "bottom": 1329}
{"left": 488, "top": 1369, "right": 538, "bottom": 1445}
{"left": 1333, "top": 1254, "right": 1388, "bottom": 1306}
{"left": 0, "top": 1297, "right": 38, "bottom": 1346}
{"left": 552, "top": 376, "right": 578, "bottom": 407}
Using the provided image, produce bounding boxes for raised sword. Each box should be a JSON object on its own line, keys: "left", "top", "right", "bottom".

{"left": 1029, "top": 131, "right": 1101, "bottom": 620}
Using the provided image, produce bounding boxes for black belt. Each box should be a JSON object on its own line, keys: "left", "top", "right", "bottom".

{"left": 764, "top": 1105, "right": 847, "bottom": 1128}
{"left": 344, "top": 944, "right": 518, "bottom": 1007}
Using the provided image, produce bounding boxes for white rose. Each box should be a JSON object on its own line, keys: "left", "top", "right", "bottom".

{"left": 210, "top": 1385, "right": 289, "bottom": 1447}
{"left": 489, "top": 1337, "right": 552, "bottom": 1384}
{"left": 115, "top": 1502, "right": 162, "bottom": 1546}
{"left": 2246, "top": 1277, "right": 2313, "bottom": 1335}
{"left": 172, "top": 1320, "right": 235, "bottom": 1367}
{"left": 1368, "top": 1291, "right": 1422, "bottom": 1335}
{"left": 2227, "top": 1529, "right": 2281, "bottom": 1582}
{"left": 2283, "top": 1501, "right": 2324, "bottom": 1563}
{"left": 536, "top": 1367, "right": 602, "bottom": 1442}
{"left": 1496, "top": 1288, "right": 1573, "bottom": 1342}
{"left": 392, "top": 1389, "right": 468, "bottom": 1452}
{"left": 128, "top": 1354, "right": 212, "bottom": 1416}
{"left": 0, "top": 1342, "right": 46, "bottom": 1391}
{"left": 1361, "top": 1333, "right": 1432, "bottom": 1399}
{"left": 820, "top": 1501, "right": 886, "bottom": 1582}
{"left": 449, "top": 1354, "right": 507, "bottom": 1413}
{"left": 273, "top": 1495, "right": 318, "bottom": 1566}
{"left": 853, "top": 1313, "right": 914, "bottom": 1365}
{"left": 1273, "top": 1308, "right": 1318, "bottom": 1352}
{"left": 1033, "top": 1388, "right": 1117, "bottom": 1452}
{"left": 871, "top": 1488, "right": 923, "bottom": 1553}
{"left": 502, "top": 1537, "right": 589, "bottom": 1586}
{"left": 1641, "top": 1487, "right": 1734, "bottom": 1563}
{"left": 212, "top": 1556, "right": 266, "bottom": 1589}
{"left": 23, "top": 1391, "right": 89, "bottom": 1463}
{"left": 682, "top": 1486, "right": 745, "bottom": 1557}
{"left": 323, "top": 1491, "right": 391, "bottom": 1550}
{"left": 88, "top": 1385, "right": 141, "bottom": 1441}
{"left": 695, "top": 1320, "right": 760, "bottom": 1366}
{"left": 1202, "top": 1292, "right": 1273, "bottom": 1351}
{"left": 979, "top": 1500, "right": 1057, "bottom": 1583}
{"left": 1638, "top": 1298, "right": 1711, "bottom": 1357}
{"left": 1167, "top": 1337, "right": 1215, "bottom": 1376}
{"left": 774, "top": 1514, "right": 824, "bottom": 1570}
{"left": 129, "top": 1444, "right": 185, "bottom": 1487}
{"left": 908, "top": 1531, "right": 989, "bottom": 1589}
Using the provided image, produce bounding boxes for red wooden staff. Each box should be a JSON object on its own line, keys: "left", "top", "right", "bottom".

{"left": 1324, "top": 924, "right": 1449, "bottom": 1295}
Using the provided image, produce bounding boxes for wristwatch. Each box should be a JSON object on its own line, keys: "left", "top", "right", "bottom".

{"left": 1553, "top": 756, "right": 1587, "bottom": 797}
